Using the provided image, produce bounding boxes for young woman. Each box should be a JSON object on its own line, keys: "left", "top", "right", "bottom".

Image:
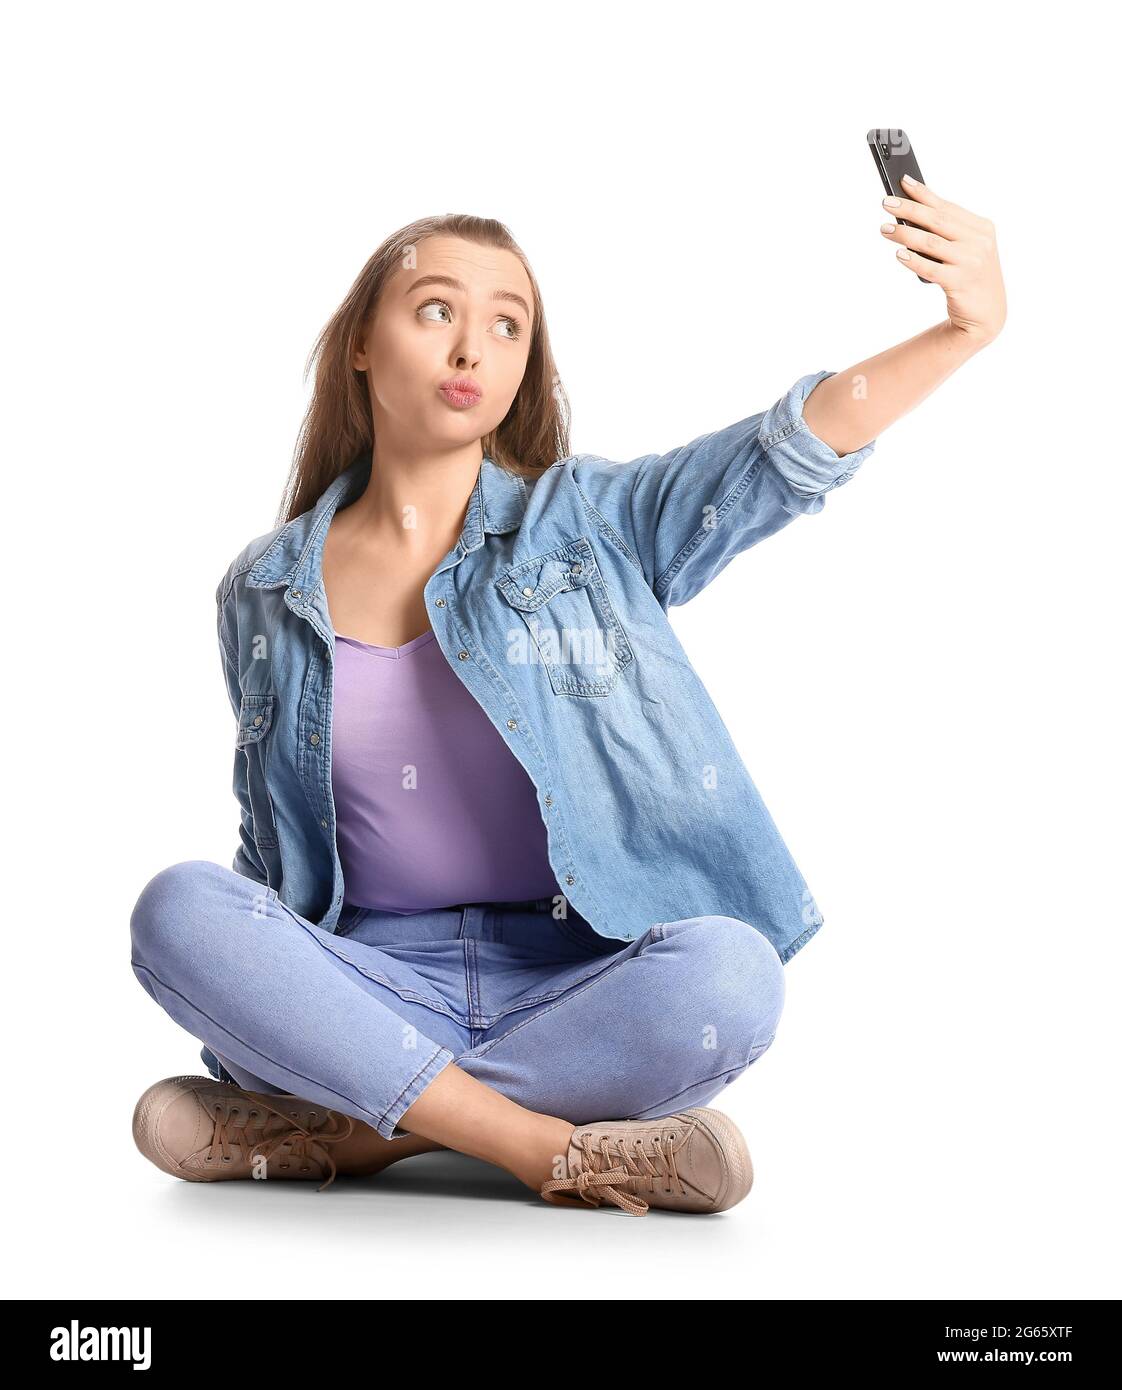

{"left": 130, "top": 183, "right": 1005, "bottom": 1217}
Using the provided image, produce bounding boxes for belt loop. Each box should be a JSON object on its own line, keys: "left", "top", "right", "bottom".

{"left": 460, "top": 905, "right": 486, "bottom": 939}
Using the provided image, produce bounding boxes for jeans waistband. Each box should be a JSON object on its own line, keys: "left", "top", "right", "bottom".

{"left": 336, "top": 895, "right": 603, "bottom": 948}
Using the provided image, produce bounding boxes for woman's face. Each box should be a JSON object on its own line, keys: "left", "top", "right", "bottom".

{"left": 353, "top": 234, "right": 535, "bottom": 454}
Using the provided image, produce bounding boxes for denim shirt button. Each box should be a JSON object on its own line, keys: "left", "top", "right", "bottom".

{"left": 458, "top": 650, "right": 469, "bottom": 660}
{"left": 253, "top": 715, "right": 263, "bottom": 727}
{"left": 521, "top": 586, "right": 534, "bottom": 597}
{"left": 565, "top": 874, "right": 575, "bottom": 885}
{"left": 544, "top": 795, "right": 553, "bottom": 807}
{"left": 310, "top": 732, "right": 321, "bottom": 745}
{"left": 506, "top": 719, "right": 517, "bottom": 730}
{"left": 321, "top": 819, "right": 327, "bottom": 828}
{"left": 291, "top": 589, "right": 302, "bottom": 599}
{"left": 435, "top": 598, "right": 446, "bottom": 607}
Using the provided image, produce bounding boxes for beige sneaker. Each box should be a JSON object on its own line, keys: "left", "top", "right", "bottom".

{"left": 132, "top": 1075, "right": 356, "bottom": 1192}
{"left": 539, "top": 1108, "right": 753, "bottom": 1216}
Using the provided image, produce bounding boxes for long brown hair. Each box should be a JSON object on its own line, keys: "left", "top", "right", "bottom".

{"left": 276, "top": 214, "right": 572, "bottom": 526}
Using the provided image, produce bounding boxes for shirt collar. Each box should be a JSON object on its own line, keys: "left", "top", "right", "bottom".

{"left": 245, "top": 451, "right": 530, "bottom": 592}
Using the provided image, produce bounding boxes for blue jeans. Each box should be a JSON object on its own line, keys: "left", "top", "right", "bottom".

{"left": 129, "top": 861, "right": 786, "bottom": 1141}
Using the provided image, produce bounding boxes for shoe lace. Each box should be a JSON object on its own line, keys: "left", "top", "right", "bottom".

{"left": 539, "top": 1128, "right": 687, "bottom": 1217}
{"left": 207, "top": 1095, "right": 356, "bottom": 1192}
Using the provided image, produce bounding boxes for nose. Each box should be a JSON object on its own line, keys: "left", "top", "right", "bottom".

{"left": 450, "top": 329, "right": 482, "bottom": 371}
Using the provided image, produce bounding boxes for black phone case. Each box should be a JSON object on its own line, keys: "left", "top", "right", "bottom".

{"left": 867, "top": 128, "right": 935, "bottom": 285}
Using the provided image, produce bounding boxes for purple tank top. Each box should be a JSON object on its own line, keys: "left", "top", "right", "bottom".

{"left": 330, "top": 628, "right": 559, "bottom": 913}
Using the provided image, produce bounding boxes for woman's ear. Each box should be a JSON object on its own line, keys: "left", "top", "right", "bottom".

{"left": 351, "top": 321, "right": 370, "bottom": 372}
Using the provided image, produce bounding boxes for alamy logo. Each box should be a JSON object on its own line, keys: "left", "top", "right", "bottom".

{"left": 506, "top": 620, "right": 617, "bottom": 674}
{"left": 50, "top": 1320, "right": 152, "bottom": 1370}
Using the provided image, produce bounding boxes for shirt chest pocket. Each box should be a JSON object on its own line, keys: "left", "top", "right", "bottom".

{"left": 495, "top": 537, "right": 634, "bottom": 697}
{"left": 235, "top": 693, "right": 279, "bottom": 849}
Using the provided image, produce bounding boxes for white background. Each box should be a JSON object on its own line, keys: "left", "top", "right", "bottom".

{"left": 4, "top": 0, "right": 1119, "bottom": 1301}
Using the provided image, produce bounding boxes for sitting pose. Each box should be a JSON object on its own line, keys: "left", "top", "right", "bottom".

{"left": 130, "top": 183, "right": 1005, "bottom": 1216}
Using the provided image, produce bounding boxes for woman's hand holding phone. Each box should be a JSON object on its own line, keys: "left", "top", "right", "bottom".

{"left": 881, "top": 175, "right": 1007, "bottom": 347}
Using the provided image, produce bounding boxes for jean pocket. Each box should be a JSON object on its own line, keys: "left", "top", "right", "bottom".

{"left": 543, "top": 908, "right": 621, "bottom": 958}
{"left": 333, "top": 903, "right": 368, "bottom": 938}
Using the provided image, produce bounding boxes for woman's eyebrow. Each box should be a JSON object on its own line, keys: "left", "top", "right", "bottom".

{"left": 405, "top": 273, "right": 531, "bottom": 321}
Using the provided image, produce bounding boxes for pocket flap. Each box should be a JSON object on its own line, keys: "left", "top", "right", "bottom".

{"left": 496, "top": 538, "right": 595, "bottom": 613}
{"left": 236, "top": 693, "right": 275, "bottom": 746}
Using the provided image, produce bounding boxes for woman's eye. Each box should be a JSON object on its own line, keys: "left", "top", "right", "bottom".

{"left": 417, "top": 299, "right": 452, "bottom": 323}
{"left": 416, "top": 299, "right": 523, "bottom": 341}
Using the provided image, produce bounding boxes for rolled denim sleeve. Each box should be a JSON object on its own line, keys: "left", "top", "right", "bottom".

{"left": 571, "top": 369, "right": 877, "bottom": 609}
{"left": 759, "top": 369, "right": 876, "bottom": 512}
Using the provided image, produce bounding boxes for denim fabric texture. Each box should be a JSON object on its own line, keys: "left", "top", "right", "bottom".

{"left": 130, "top": 862, "right": 786, "bottom": 1139}
{"left": 216, "top": 370, "right": 875, "bottom": 963}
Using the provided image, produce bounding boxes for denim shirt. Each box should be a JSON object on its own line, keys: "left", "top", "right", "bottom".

{"left": 217, "top": 369, "right": 876, "bottom": 964}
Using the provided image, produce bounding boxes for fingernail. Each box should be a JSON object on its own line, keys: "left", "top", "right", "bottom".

{"left": 883, "top": 195, "right": 901, "bottom": 208}
{"left": 897, "top": 248, "right": 911, "bottom": 259}
{"left": 902, "top": 173, "right": 915, "bottom": 182}
{"left": 881, "top": 223, "right": 896, "bottom": 234}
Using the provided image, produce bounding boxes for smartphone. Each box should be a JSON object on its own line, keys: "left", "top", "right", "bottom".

{"left": 866, "top": 128, "right": 935, "bottom": 285}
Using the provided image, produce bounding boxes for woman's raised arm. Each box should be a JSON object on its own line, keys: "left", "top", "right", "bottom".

{"left": 802, "top": 174, "right": 1006, "bottom": 455}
